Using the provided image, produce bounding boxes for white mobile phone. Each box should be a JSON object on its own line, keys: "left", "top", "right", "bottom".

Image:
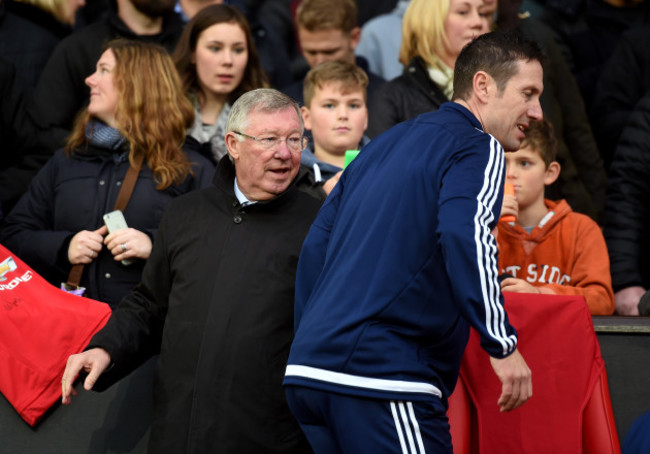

{"left": 103, "top": 210, "right": 133, "bottom": 266}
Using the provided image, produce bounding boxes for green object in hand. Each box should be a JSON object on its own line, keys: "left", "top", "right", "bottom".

{"left": 344, "top": 150, "right": 360, "bottom": 169}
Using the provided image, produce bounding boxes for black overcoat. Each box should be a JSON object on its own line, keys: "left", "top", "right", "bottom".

{"left": 90, "top": 159, "right": 322, "bottom": 453}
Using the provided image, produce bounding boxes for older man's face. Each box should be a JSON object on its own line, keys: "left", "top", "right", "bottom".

{"left": 226, "top": 107, "right": 302, "bottom": 201}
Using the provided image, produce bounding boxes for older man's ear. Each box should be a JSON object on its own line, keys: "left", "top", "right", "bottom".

{"left": 225, "top": 132, "right": 240, "bottom": 161}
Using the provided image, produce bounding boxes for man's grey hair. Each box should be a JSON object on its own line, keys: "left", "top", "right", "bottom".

{"left": 226, "top": 88, "right": 304, "bottom": 135}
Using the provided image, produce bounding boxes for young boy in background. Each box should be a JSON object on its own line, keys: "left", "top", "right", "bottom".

{"left": 300, "top": 60, "right": 369, "bottom": 194}
{"left": 497, "top": 120, "right": 615, "bottom": 315}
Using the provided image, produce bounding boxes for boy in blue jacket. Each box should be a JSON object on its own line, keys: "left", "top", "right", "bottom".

{"left": 300, "top": 60, "right": 370, "bottom": 195}
{"left": 284, "top": 30, "right": 545, "bottom": 452}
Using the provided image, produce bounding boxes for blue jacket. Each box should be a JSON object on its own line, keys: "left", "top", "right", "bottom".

{"left": 356, "top": 0, "right": 410, "bottom": 80}
{"left": 284, "top": 102, "right": 517, "bottom": 404}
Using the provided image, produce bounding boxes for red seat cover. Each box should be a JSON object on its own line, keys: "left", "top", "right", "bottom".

{"left": 449, "top": 293, "right": 620, "bottom": 453}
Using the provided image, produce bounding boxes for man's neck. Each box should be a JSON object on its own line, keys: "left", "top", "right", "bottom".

{"left": 517, "top": 199, "right": 549, "bottom": 230}
{"left": 454, "top": 99, "right": 485, "bottom": 130}
{"left": 117, "top": 0, "right": 164, "bottom": 36}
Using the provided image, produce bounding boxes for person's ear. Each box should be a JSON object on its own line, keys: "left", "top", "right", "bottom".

{"left": 473, "top": 71, "right": 491, "bottom": 104}
{"left": 349, "top": 27, "right": 361, "bottom": 50}
{"left": 301, "top": 105, "right": 312, "bottom": 130}
{"left": 544, "top": 161, "right": 561, "bottom": 186}
{"left": 225, "top": 132, "right": 241, "bottom": 160}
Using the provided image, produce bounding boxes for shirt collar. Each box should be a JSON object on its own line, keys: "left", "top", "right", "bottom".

{"left": 234, "top": 177, "right": 257, "bottom": 206}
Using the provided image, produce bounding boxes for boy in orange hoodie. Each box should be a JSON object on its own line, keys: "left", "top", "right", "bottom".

{"left": 497, "top": 120, "right": 615, "bottom": 315}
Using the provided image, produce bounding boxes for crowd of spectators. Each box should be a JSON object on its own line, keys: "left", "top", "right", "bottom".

{"left": 1, "top": 0, "right": 649, "bottom": 319}
{"left": 1, "top": 0, "right": 650, "bottom": 450}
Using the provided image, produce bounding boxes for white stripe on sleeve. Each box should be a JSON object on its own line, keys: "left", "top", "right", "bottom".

{"left": 473, "top": 136, "right": 517, "bottom": 355}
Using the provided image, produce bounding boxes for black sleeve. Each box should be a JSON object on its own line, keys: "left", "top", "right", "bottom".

{"left": 0, "top": 58, "right": 52, "bottom": 215}
{"left": 367, "top": 80, "right": 404, "bottom": 139}
{"left": 30, "top": 33, "right": 99, "bottom": 147}
{"left": 604, "top": 92, "right": 650, "bottom": 291}
{"left": 591, "top": 26, "right": 650, "bottom": 169}
{"left": 88, "top": 210, "right": 174, "bottom": 390}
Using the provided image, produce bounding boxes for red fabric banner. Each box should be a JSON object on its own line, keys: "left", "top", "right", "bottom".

{"left": 0, "top": 244, "right": 111, "bottom": 426}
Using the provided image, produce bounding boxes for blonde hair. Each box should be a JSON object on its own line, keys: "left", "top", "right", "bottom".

{"left": 296, "top": 0, "right": 357, "bottom": 33}
{"left": 66, "top": 39, "right": 195, "bottom": 190}
{"left": 303, "top": 60, "right": 368, "bottom": 107}
{"left": 399, "top": 0, "right": 450, "bottom": 69}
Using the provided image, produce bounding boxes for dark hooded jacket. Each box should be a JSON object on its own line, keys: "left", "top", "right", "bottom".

{"left": 604, "top": 91, "right": 650, "bottom": 292}
{"left": 0, "top": 58, "right": 48, "bottom": 218}
{"left": 591, "top": 24, "right": 650, "bottom": 169}
{"left": 0, "top": 0, "right": 72, "bottom": 89}
{"left": 366, "top": 56, "right": 448, "bottom": 138}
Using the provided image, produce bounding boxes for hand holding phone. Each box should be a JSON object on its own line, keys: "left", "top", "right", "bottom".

{"left": 103, "top": 210, "right": 134, "bottom": 266}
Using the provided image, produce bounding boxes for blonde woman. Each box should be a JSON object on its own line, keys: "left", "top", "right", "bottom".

{"left": 367, "top": 0, "right": 492, "bottom": 137}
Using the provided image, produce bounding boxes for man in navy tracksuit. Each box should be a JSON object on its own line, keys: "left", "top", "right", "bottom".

{"left": 284, "top": 31, "right": 545, "bottom": 453}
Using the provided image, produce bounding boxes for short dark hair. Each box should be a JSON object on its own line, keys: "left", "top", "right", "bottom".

{"left": 452, "top": 30, "right": 545, "bottom": 101}
{"left": 522, "top": 120, "right": 557, "bottom": 167}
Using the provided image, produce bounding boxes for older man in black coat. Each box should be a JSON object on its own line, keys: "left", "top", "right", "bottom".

{"left": 61, "top": 89, "right": 323, "bottom": 453}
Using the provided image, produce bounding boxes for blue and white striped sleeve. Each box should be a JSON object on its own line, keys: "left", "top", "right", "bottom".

{"left": 438, "top": 135, "right": 518, "bottom": 358}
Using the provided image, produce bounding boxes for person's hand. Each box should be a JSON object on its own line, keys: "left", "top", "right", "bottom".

{"left": 501, "top": 277, "right": 540, "bottom": 294}
{"left": 322, "top": 171, "right": 343, "bottom": 196}
{"left": 500, "top": 192, "right": 518, "bottom": 220}
{"left": 68, "top": 226, "right": 106, "bottom": 264}
{"left": 614, "top": 286, "right": 645, "bottom": 316}
{"left": 489, "top": 348, "right": 532, "bottom": 412}
{"left": 61, "top": 348, "right": 111, "bottom": 405}
{"left": 104, "top": 228, "right": 153, "bottom": 262}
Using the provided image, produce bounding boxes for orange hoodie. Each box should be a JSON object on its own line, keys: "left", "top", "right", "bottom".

{"left": 497, "top": 199, "right": 615, "bottom": 315}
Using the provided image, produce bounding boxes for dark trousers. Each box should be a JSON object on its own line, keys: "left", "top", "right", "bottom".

{"left": 285, "top": 386, "right": 453, "bottom": 454}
